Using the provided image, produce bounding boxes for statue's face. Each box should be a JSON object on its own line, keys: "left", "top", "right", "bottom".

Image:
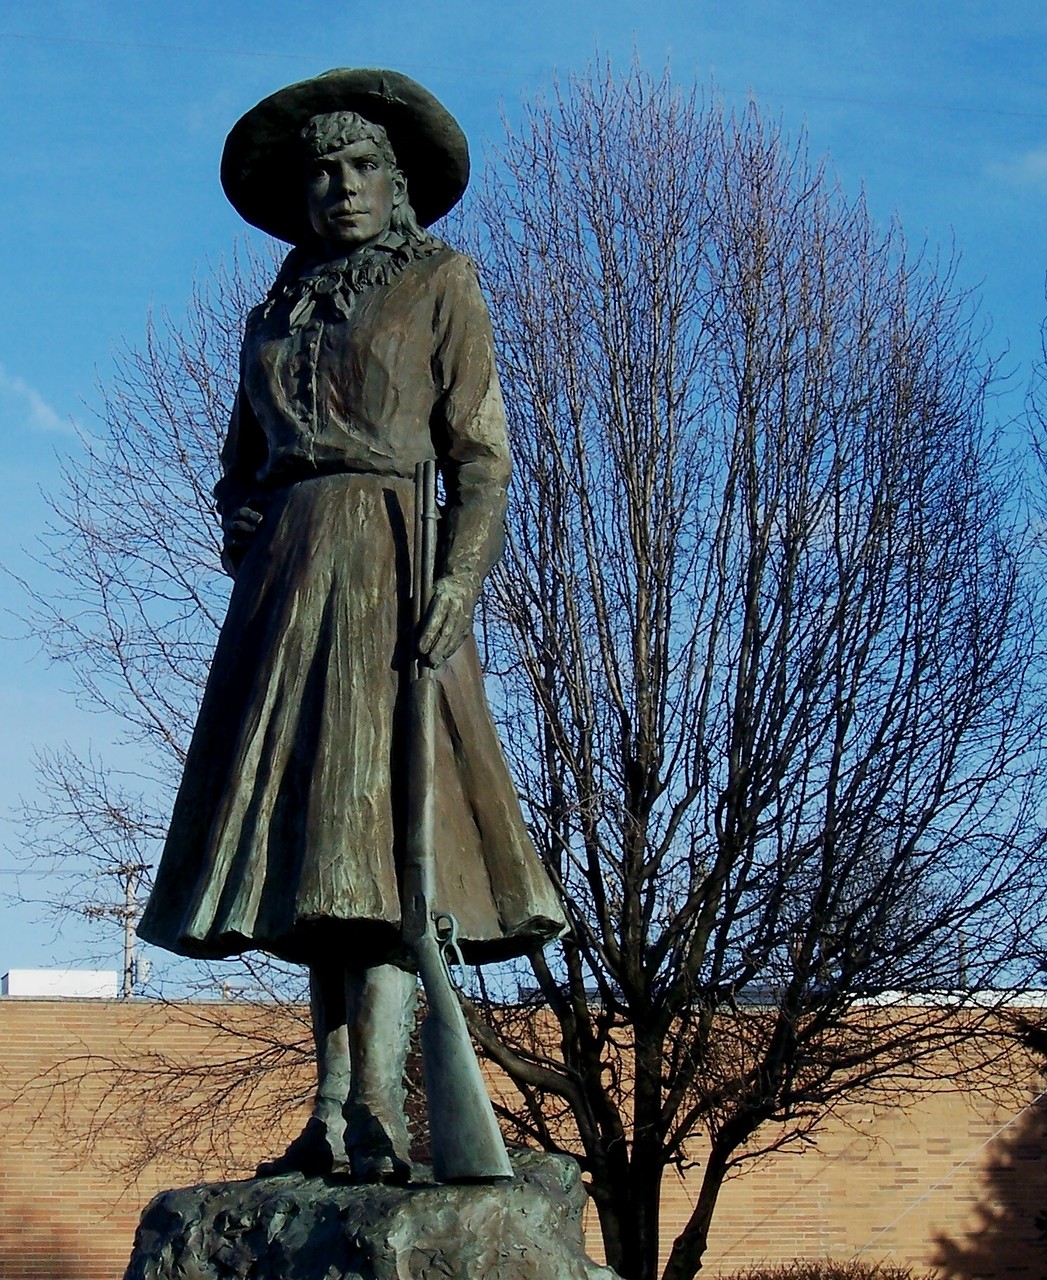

{"left": 306, "top": 139, "right": 405, "bottom": 252}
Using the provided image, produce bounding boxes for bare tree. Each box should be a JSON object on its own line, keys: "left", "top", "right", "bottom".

{"left": 9, "top": 62, "right": 1047, "bottom": 1280}
{"left": 10, "top": 974, "right": 314, "bottom": 1181}
{"left": 11, "top": 245, "right": 309, "bottom": 995}
{"left": 8, "top": 242, "right": 316, "bottom": 1169}
{"left": 456, "top": 65, "right": 1047, "bottom": 1280}
{"left": 13, "top": 246, "right": 268, "bottom": 979}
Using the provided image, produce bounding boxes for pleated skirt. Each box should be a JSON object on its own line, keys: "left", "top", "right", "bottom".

{"left": 138, "top": 472, "right": 566, "bottom": 965}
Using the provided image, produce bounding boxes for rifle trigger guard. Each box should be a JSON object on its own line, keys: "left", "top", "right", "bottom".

{"left": 433, "top": 911, "right": 466, "bottom": 985}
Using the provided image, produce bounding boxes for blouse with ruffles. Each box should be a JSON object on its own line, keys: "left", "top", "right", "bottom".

{"left": 214, "top": 234, "right": 511, "bottom": 590}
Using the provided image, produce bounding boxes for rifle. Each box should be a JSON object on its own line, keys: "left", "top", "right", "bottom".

{"left": 403, "top": 458, "right": 513, "bottom": 1183}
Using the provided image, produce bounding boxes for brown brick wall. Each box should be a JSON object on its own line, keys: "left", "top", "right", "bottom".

{"left": 1, "top": 998, "right": 1044, "bottom": 1279}
{"left": 0, "top": 998, "right": 311, "bottom": 1280}
{"left": 689, "top": 1078, "right": 1047, "bottom": 1276}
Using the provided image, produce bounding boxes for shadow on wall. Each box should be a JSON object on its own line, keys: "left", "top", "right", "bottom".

{"left": 0, "top": 1197, "right": 80, "bottom": 1279}
{"left": 931, "top": 1092, "right": 1047, "bottom": 1279}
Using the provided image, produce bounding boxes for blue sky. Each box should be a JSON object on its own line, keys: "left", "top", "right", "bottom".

{"left": 1, "top": 0, "right": 1046, "bottom": 979}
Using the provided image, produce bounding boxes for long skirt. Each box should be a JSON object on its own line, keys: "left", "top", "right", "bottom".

{"left": 138, "top": 472, "right": 566, "bottom": 966}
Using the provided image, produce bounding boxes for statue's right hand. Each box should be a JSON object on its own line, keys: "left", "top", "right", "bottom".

{"left": 220, "top": 504, "right": 264, "bottom": 578}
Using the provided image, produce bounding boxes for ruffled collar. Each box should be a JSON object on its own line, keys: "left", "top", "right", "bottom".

{"left": 261, "top": 231, "right": 445, "bottom": 328}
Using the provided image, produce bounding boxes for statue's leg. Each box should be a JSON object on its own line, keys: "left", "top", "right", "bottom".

{"left": 344, "top": 962, "right": 416, "bottom": 1184}
{"left": 256, "top": 963, "right": 351, "bottom": 1176}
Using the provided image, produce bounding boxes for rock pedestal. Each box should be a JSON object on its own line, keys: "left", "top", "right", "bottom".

{"left": 123, "top": 1151, "right": 616, "bottom": 1280}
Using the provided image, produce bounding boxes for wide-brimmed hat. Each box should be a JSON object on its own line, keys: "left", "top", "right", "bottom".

{"left": 220, "top": 68, "right": 470, "bottom": 244}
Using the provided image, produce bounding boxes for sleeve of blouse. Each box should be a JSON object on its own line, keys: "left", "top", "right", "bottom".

{"left": 430, "top": 254, "right": 512, "bottom": 589}
{"left": 212, "top": 338, "right": 268, "bottom": 519}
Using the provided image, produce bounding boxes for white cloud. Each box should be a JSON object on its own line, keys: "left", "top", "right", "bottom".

{"left": 0, "top": 365, "right": 73, "bottom": 435}
{"left": 987, "top": 146, "right": 1047, "bottom": 190}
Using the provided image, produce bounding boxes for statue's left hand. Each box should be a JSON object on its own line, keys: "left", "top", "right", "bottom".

{"left": 220, "top": 503, "right": 266, "bottom": 578}
{"left": 418, "top": 576, "right": 480, "bottom": 667}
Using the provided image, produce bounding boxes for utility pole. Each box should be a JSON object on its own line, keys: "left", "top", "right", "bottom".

{"left": 84, "top": 861, "right": 149, "bottom": 997}
{"left": 958, "top": 928, "right": 969, "bottom": 991}
{"left": 122, "top": 867, "right": 136, "bottom": 999}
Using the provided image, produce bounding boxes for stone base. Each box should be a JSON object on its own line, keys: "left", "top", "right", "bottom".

{"left": 123, "top": 1150, "right": 617, "bottom": 1280}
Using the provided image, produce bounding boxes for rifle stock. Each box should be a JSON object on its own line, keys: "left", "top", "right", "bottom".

{"left": 403, "top": 459, "right": 513, "bottom": 1183}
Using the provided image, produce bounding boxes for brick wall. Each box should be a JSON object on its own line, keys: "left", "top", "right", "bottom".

{"left": 1, "top": 998, "right": 1044, "bottom": 1280}
{"left": 0, "top": 997, "right": 311, "bottom": 1280}
{"left": 690, "top": 1077, "right": 1047, "bottom": 1276}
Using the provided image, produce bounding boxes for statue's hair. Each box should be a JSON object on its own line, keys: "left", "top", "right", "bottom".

{"left": 302, "top": 111, "right": 398, "bottom": 169}
{"left": 301, "top": 111, "right": 427, "bottom": 242}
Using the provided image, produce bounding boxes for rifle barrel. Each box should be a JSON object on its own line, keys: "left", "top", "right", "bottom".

{"left": 403, "top": 459, "right": 512, "bottom": 1182}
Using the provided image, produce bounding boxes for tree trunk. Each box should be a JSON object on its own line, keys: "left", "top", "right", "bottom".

{"left": 660, "top": 1141, "right": 732, "bottom": 1280}
{"left": 593, "top": 1153, "right": 663, "bottom": 1280}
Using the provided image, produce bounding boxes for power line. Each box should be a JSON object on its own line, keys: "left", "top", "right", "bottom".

{"left": 1, "top": 30, "right": 1046, "bottom": 123}
{"left": 0, "top": 867, "right": 147, "bottom": 877}
{"left": 0, "top": 29, "right": 474, "bottom": 76}
{"left": 0, "top": 29, "right": 315, "bottom": 61}
{"left": 853, "top": 1087, "right": 1047, "bottom": 1256}
{"left": 760, "top": 85, "right": 1047, "bottom": 124}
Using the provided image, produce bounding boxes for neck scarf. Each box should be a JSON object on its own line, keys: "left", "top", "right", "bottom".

{"left": 263, "top": 231, "right": 445, "bottom": 329}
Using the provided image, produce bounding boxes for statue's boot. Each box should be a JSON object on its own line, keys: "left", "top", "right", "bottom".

{"left": 254, "top": 1111, "right": 349, "bottom": 1177}
{"left": 344, "top": 963, "right": 415, "bottom": 1185}
{"left": 256, "top": 966, "right": 352, "bottom": 1177}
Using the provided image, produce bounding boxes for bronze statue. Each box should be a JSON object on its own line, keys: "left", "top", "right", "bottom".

{"left": 138, "top": 69, "right": 566, "bottom": 1185}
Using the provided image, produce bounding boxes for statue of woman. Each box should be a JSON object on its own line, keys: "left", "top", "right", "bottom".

{"left": 137, "top": 69, "right": 565, "bottom": 1184}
